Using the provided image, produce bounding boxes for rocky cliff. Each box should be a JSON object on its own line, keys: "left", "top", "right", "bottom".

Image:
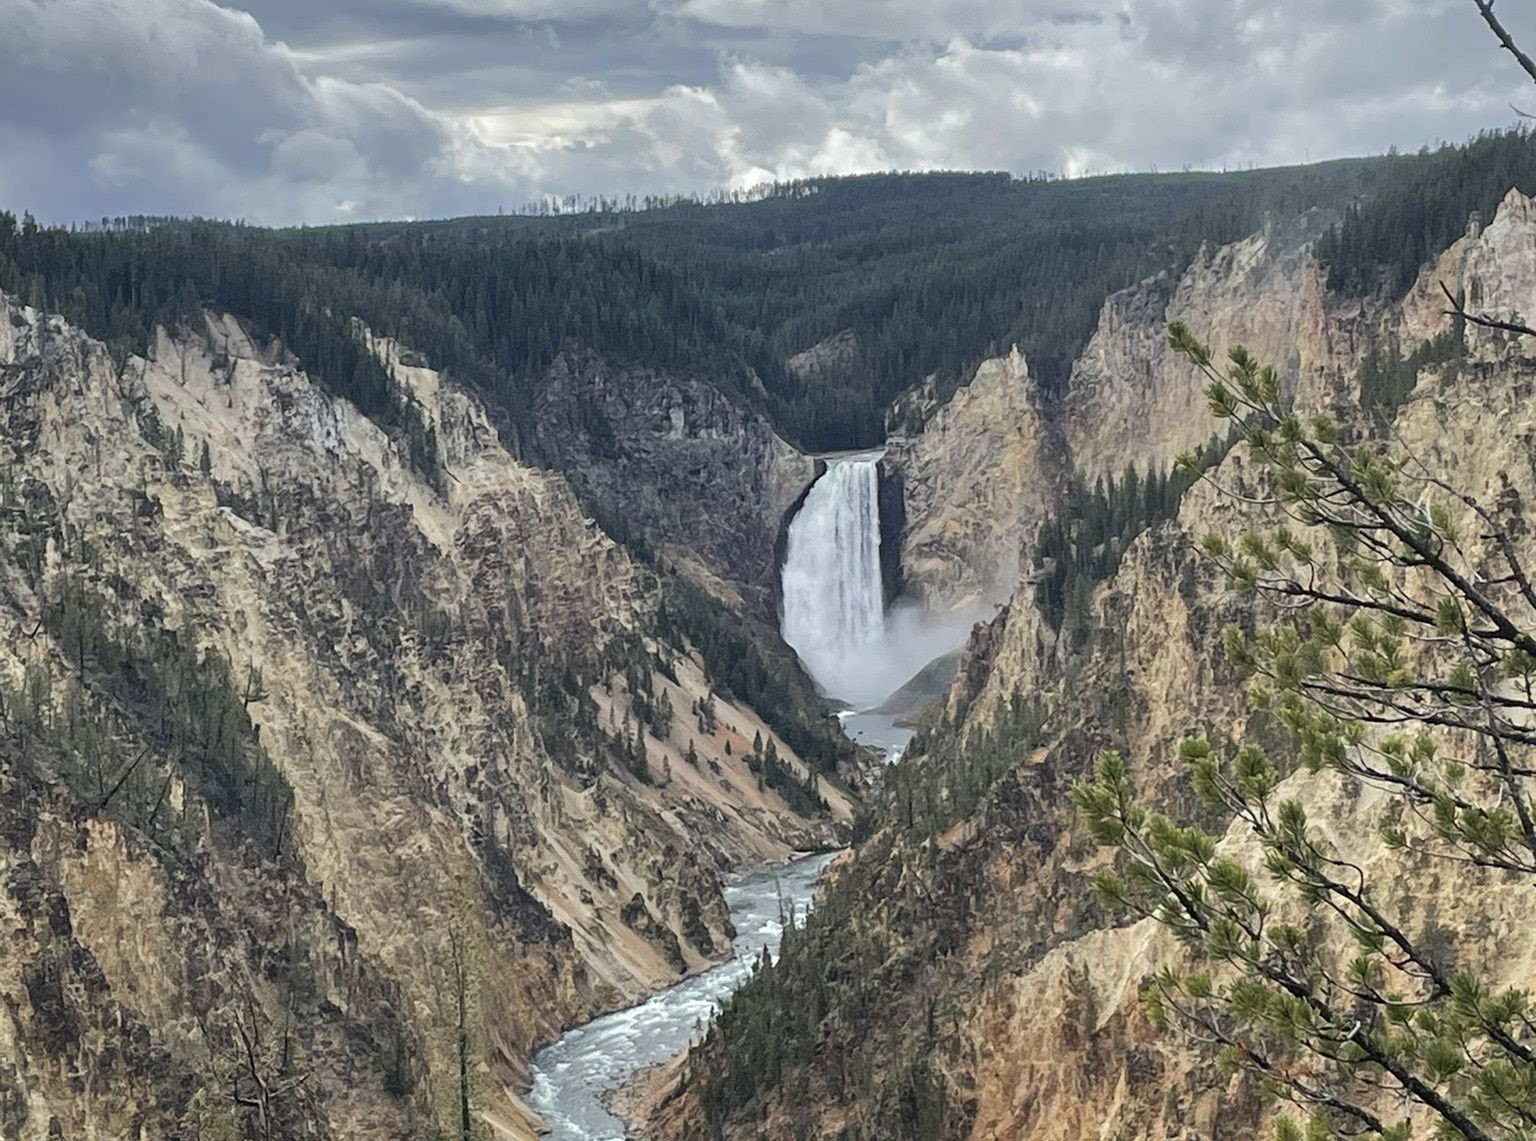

{"left": 0, "top": 297, "right": 845, "bottom": 1140}
{"left": 887, "top": 347, "right": 1056, "bottom": 612}
{"left": 532, "top": 351, "right": 815, "bottom": 609}
{"left": 890, "top": 219, "right": 1337, "bottom": 614}
{"left": 942, "top": 193, "right": 1536, "bottom": 1133}
{"left": 637, "top": 189, "right": 1536, "bottom": 1141}
{"left": 1064, "top": 221, "right": 1333, "bottom": 483}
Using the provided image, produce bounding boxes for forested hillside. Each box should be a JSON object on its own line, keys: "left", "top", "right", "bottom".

{"left": 275, "top": 161, "right": 1377, "bottom": 449}
{"left": 12, "top": 136, "right": 1533, "bottom": 455}
{"left": 1317, "top": 129, "right": 1536, "bottom": 296}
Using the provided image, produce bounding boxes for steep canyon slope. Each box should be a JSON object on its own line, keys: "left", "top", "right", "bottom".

{"left": 0, "top": 297, "right": 846, "bottom": 1140}
{"left": 889, "top": 216, "right": 1345, "bottom": 613}
{"left": 531, "top": 350, "right": 815, "bottom": 610}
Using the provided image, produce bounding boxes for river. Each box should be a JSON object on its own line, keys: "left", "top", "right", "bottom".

{"left": 526, "top": 850, "right": 838, "bottom": 1140}
{"left": 526, "top": 450, "right": 937, "bottom": 1137}
{"left": 838, "top": 709, "right": 914, "bottom": 763}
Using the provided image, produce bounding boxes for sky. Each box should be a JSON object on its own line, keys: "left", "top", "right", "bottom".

{"left": 3, "top": 0, "right": 1535, "bottom": 226}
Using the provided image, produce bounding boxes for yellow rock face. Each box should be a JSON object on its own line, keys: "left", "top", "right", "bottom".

{"left": 0, "top": 296, "right": 839, "bottom": 1139}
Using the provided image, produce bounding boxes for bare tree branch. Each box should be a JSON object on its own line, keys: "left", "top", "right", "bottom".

{"left": 1473, "top": 0, "right": 1536, "bottom": 87}
{"left": 1441, "top": 280, "right": 1536, "bottom": 339}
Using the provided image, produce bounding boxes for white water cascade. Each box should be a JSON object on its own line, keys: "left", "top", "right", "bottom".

{"left": 781, "top": 453, "right": 888, "bottom": 705}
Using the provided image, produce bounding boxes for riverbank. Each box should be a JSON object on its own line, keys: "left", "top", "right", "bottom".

{"left": 604, "top": 1054, "right": 684, "bottom": 1140}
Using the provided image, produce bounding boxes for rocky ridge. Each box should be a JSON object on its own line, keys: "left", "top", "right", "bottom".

{"left": 890, "top": 219, "right": 1338, "bottom": 614}
{"left": 886, "top": 346, "right": 1052, "bottom": 611}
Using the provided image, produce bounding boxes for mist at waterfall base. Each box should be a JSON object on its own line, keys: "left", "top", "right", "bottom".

{"left": 781, "top": 454, "right": 976, "bottom": 713}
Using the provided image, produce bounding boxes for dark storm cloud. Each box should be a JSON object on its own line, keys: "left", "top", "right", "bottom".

{"left": 3, "top": 0, "right": 1535, "bottom": 224}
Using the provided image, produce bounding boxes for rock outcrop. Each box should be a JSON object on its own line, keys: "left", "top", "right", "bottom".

{"left": 787, "top": 330, "right": 860, "bottom": 382}
{"left": 1064, "top": 223, "right": 1332, "bottom": 482}
{"left": 892, "top": 220, "right": 1336, "bottom": 614}
{"left": 532, "top": 351, "right": 815, "bottom": 609}
{"left": 888, "top": 346, "right": 1058, "bottom": 612}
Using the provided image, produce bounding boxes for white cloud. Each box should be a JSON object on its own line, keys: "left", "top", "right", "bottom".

{"left": 467, "top": 3, "right": 1532, "bottom": 197}
{"left": 406, "top": 0, "right": 632, "bottom": 18}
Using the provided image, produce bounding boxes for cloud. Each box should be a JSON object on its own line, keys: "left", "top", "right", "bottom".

{"left": 415, "top": 0, "right": 631, "bottom": 16}
{"left": 2, "top": 0, "right": 1534, "bottom": 224}
{"left": 0, "top": 0, "right": 519, "bottom": 222}
{"left": 473, "top": 2, "right": 1532, "bottom": 195}
{"left": 655, "top": 0, "right": 1117, "bottom": 43}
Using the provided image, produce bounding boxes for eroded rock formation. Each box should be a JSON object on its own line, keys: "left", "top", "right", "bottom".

{"left": 532, "top": 351, "right": 814, "bottom": 609}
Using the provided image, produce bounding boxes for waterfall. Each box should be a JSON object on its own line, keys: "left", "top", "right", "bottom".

{"left": 781, "top": 453, "right": 887, "bottom": 704}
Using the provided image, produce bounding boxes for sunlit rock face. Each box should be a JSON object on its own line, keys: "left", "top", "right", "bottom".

{"left": 888, "top": 345, "right": 1053, "bottom": 616}
{"left": 1063, "top": 221, "right": 1331, "bottom": 484}
{"left": 888, "top": 221, "right": 1332, "bottom": 620}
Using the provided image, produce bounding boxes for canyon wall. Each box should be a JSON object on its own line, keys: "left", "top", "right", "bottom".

{"left": 0, "top": 298, "right": 843, "bottom": 1140}
{"left": 891, "top": 219, "right": 1343, "bottom": 614}
{"left": 532, "top": 350, "right": 815, "bottom": 609}
{"left": 887, "top": 346, "right": 1055, "bottom": 612}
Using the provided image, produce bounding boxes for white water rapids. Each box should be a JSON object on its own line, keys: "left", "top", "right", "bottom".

{"left": 526, "top": 852, "right": 835, "bottom": 1140}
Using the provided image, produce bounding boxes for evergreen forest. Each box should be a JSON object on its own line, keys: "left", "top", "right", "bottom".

{"left": 5, "top": 128, "right": 1533, "bottom": 455}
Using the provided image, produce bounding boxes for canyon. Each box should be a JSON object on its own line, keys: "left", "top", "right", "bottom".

{"left": 628, "top": 191, "right": 1536, "bottom": 1141}
{"left": 0, "top": 294, "right": 849, "bottom": 1140}
{"left": 1, "top": 146, "right": 1534, "bottom": 1141}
